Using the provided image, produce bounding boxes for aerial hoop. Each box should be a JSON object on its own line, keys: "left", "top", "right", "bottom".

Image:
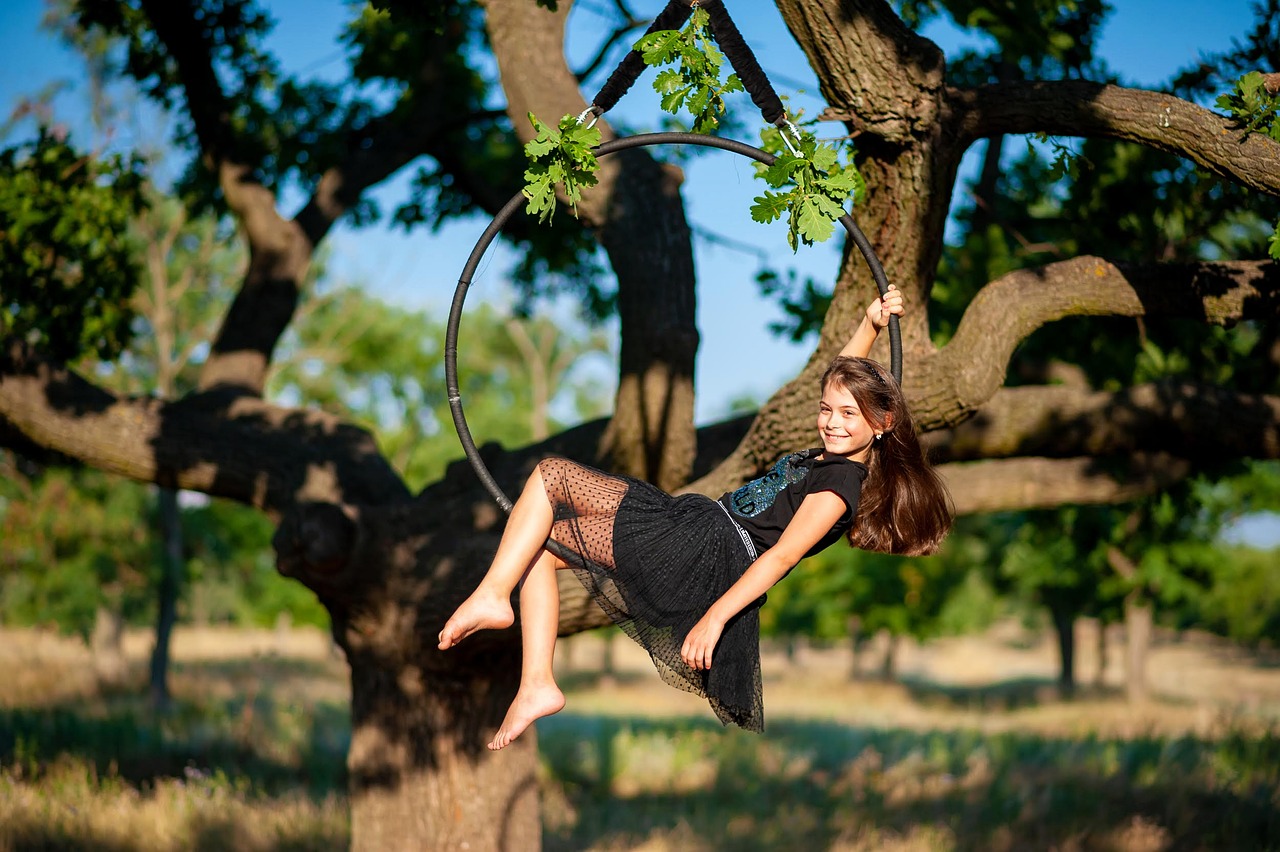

{"left": 446, "top": 131, "right": 901, "bottom": 513}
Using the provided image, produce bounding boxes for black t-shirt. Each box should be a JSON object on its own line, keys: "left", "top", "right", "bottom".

{"left": 718, "top": 448, "right": 866, "bottom": 558}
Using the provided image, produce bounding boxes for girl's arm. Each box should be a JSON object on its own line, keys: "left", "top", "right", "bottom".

{"left": 839, "top": 284, "right": 903, "bottom": 359}
{"left": 680, "top": 491, "right": 847, "bottom": 670}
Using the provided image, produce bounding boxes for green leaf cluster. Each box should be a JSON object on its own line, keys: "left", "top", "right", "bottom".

{"left": 1216, "top": 72, "right": 1280, "bottom": 259}
{"left": 1216, "top": 71, "right": 1280, "bottom": 143}
{"left": 636, "top": 7, "right": 743, "bottom": 134}
{"left": 0, "top": 465, "right": 156, "bottom": 639}
{"left": 750, "top": 131, "right": 866, "bottom": 251}
{"left": 0, "top": 130, "right": 147, "bottom": 361}
{"left": 521, "top": 113, "right": 601, "bottom": 225}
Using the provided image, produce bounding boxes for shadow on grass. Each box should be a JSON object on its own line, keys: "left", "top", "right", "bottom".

{"left": 555, "top": 668, "right": 653, "bottom": 692}
{"left": 898, "top": 674, "right": 1128, "bottom": 711}
{"left": 0, "top": 693, "right": 349, "bottom": 799}
{"left": 539, "top": 713, "right": 1280, "bottom": 852}
{"left": 169, "top": 654, "right": 342, "bottom": 686}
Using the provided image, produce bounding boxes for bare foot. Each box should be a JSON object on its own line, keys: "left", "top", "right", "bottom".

{"left": 437, "top": 590, "right": 514, "bottom": 650}
{"left": 488, "top": 683, "right": 565, "bottom": 750}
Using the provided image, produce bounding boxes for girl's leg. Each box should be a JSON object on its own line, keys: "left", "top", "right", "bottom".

{"left": 488, "top": 549, "right": 566, "bottom": 750}
{"left": 438, "top": 464, "right": 555, "bottom": 650}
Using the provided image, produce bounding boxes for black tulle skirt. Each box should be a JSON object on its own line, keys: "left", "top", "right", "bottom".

{"left": 539, "top": 457, "right": 764, "bottom": 732}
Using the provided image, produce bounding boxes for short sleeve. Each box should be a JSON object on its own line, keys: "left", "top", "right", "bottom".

{"left": 805, "top": 462, "right": 864, "bottom": 518}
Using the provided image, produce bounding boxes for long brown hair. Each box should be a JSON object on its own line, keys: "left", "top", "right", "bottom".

{"left": 821, "top": 356, "right": 953, "bottom": 556}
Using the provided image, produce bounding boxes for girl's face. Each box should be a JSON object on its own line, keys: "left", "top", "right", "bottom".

{"left": 817, "top": 381, "right": 879, "bottom": 462}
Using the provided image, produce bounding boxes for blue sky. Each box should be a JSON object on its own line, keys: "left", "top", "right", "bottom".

{"left": 2, "top": 1, "right": 1276, "bottom": 546}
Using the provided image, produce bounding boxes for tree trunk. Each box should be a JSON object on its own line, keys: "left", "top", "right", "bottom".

{"left": 1124, "top": 593, "right": 1153, "bottom": 703}
{"left": 1095, "top": 621, "right": 1108, "bottom": 688}
{"left": 91, "top": 603, "right": 128, "bottom": 689}
{"left": 599, "top": 628, "right": 617, "bottom": 687}
{"left": 149, "top": 486, "right": 183, "bottom": 709}
{"left": 879, "top": 631, "right": 897, "bottom": 681}
{"left": 346, "top": 651, "right": 542, "bottom": 852}
{"left": 1049, "top": 603, "right": 1077, "bottom": 696}
{"left": 479, "top": 0, "right": 699, "bottom": 489}
{"left": 848, "top": 617, "right": 865, "bottom": 681}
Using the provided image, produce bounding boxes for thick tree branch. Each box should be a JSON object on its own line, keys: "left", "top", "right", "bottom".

{"left": 943, "top": 81, "right": 1280, "bottom": 197}
{"left": 136, "top": 0, "right": 235, "bottom": 168}
{"left": 939, "top": 454, "right": 1194, "bottom": 515}
{"left": 0, "top": 340, "right": 409, "bottom": 516}
{"left": 130, "top": 0, "right": 308, "bottom": 393}
{"left": 926, "top": 382, "right": 1280, "bottom": 463}
{"left": 911, "top": 256, "right": 1280, "bottom": 429}
{"left": 776, "top": 0, "right": 944, "bottom": 144}
{"left": 293, "top": 65, "right": 494, "bottom": 248}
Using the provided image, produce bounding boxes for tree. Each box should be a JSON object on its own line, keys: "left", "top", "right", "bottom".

{"left": 2, "top": 1, "right": 1279, "bottom": 848}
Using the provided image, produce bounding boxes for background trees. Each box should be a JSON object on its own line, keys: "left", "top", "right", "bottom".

{"left": 2, "top": 0, "right": 1278, "bottom": 848}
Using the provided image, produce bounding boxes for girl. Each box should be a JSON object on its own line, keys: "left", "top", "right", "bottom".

{"left": 439, "top": 285, "right": 952, "bottom": 749}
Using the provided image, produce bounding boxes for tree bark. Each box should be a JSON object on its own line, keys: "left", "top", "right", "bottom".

{"left": 91, "top": 604, "right": 128, "bottom": 690}
{"left": 1106, "top": 542, "right": 1152, "bottom": 704}
{"left": 148, "top": 486, "right": 183, "bottom": 709}
{"left": 346, "top": 653, "right": 541, "bottom": 852}
{"left": 1048, "top": 601, "right": 1077, "bottom": 695}
{"left": 1124, "top": 594, "right": 1153, "bottom": 704}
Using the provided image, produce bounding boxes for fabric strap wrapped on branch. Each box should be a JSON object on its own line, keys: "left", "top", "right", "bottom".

{"left": 588, "top": 0, "right": 788, "bottom": 128}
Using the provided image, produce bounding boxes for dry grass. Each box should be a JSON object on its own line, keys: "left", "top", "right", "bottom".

{"left": 0, "top": 625, "right": 350, "bottom": 851}
{"left": 0, "top": 758, "right": 348, "bottom": 852}
{"left": 1, "top": 622, "right": 1278, "bottom": 851}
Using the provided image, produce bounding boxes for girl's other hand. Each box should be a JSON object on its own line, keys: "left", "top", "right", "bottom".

{"left": 681, "top": 613, "right": 724, "bottom": 671}
{"left": 865, "top": 284, "right": 904, "bottom": 330}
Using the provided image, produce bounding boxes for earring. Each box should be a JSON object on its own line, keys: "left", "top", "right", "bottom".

{"left": 875, "top": 432, "right": 883, "bottom": 440}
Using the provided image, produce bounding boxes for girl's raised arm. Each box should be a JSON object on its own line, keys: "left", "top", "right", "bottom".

{"left": 840, "top": 284, "right": 903, "bottom": 360}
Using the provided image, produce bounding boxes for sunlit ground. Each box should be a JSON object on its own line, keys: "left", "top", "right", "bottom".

{"left": 1, "top": 623, "right": 1276, "bottom": 850}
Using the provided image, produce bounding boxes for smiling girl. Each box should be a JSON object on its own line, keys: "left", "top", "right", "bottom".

{"left": 439, "top": 285, "right": 953, "bottom": 749}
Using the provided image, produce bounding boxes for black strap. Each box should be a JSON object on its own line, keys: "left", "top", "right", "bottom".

{"left": 590, "top": 0, "right": 694, "bottom": 116}
{"left": 590, "top": 0, "right": 789, "bottom": 128}
{"left": 699, "top": 0, "right": 787, "bottom": 126}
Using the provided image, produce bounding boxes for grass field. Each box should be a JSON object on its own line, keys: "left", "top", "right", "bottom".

{"left": 1, "top": 622, "right": 1277, "bottom": 850}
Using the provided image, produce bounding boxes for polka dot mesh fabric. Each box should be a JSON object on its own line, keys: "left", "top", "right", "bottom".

{"left": 538, "top": 457, "right": 765, "bottom": 732}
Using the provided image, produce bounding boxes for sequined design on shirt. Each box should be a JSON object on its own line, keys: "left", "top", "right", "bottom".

{"left": 728, "top": 451, "right": 812, "bottom": 518}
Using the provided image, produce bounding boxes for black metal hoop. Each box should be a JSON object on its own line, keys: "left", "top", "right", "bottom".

{"left": 446, "top": 131, "right": 901, "bottom": 513}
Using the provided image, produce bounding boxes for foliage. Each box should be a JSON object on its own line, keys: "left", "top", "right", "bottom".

{"left": 997, "top": 507, "right": 1116, "bottom": 625}
{"left": 1217, "top": 71, "right": 1280, "bottom": 143}
{"left": 182, "top": 496, "right": 329, "bottom": 628}
{"left": 635, "top": 6, "right": 743, "bottom": 134}
{"left": 271, "top": 284, "right": 611, "bottom": 491}
{"left": 1188, "top": 544, "right": 1280, "bottom": 645}
{"left": 521, "top": 113, "right": 602, "bottom": 225}
{"left": 1216, "top": 71, "right": 1280, "bottom": 259}
{"left": 0, "top": 130, "right": 147, "bottom": 361}
{"left": 896, "top": 0, "right": 1110, "bottom": 79}
{"left": 763, "top": 530, "right": 987, "bottom": 646}
{"left": 751, "top": 129, "right": 867, "bottom": 251}
{"left": 0, "top": 464, "right": 155, "bottom": 638}
{"left": 68, "top": 0, "right": 494, "bottom": 227}
{"left": 520, "top": 9, "right": 863, "bottom": 253}
{"left": 0, "top": 457, "right": 326, "bottom": 633}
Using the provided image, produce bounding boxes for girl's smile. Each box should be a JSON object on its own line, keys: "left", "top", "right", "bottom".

{"left": 817, "top": 382, "right": 878, "bottom": 462}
